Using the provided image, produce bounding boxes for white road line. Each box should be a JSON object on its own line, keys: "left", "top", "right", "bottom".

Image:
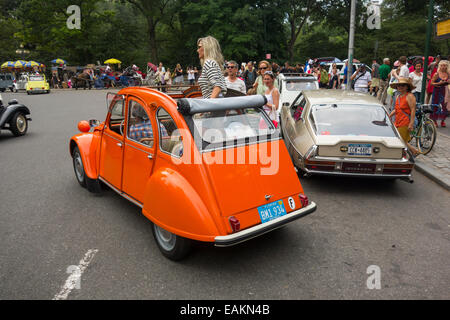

{"left": 53, "top": 249, "right": 99, "bottom": 300}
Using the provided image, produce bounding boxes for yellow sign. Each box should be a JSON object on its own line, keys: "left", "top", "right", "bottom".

{"left": 436, "top": 19, "right": 450, "bottom": 40}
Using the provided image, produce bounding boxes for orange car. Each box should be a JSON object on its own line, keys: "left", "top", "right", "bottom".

{"left": 70, "top": 87, "right": 317, "bottom": 260}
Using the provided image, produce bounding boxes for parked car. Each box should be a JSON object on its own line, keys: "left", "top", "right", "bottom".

{"left": 280, "top": 90, "right": 415, "bottom": 182}
{"left": 70, "top": 88, "right": 317, "bottom": 260}
{"left": 26, "top": 74, "right": 50, "bottom": 94}
{"left": 0, "top": 73, "right": 14, "bottom": 92}
{"left": 13, "top": 73, "right": 29, "bottom": 92}
{"left": 277, "top": 73, "right": 319, "bottom": 110}
{"left": 0, "top": 93, "right": 32, "bottom": 136}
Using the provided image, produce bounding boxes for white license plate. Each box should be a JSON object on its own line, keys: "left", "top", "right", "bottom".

{"left": 348, "top": 144, "right": 372, "bottom": 156}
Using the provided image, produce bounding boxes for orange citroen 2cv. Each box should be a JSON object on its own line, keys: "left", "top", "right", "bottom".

{"left": 70, "top": 87, "right": 317, "bottom": 260}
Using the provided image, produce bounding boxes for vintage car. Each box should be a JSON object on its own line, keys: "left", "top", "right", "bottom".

{"left": 0, "top": 73, "right": 15, "bottom": 92}
{"left": 26, "top": 74, "right": 50, "bottom": 94}
{"left": 0, "top": 93, "right": 32, "bottom": 136}
{"left": 70, "top": 88, "right": 317, "bottom": 260}
{"left": 277, "top": 73, "right": 319, "bottom": 110}
{"left": 280, "top": 90, "right": 415, "bottom": 182}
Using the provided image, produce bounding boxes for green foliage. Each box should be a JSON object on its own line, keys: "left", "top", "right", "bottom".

{"left": 0, "top": 0, "right": 448, "bottom": 70}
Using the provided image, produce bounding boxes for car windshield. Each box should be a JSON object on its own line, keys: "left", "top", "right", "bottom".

{"left": 285, "top": 80, "right": 317, "bottom": 91}
{"left": 29, "top": 76, "right": 44, "bottom": 81}
{"left": 310, "top": 104, "right": 397, "bottom": 137}
{"left": 192, "top": 107, "right": 277, "bottom": 151}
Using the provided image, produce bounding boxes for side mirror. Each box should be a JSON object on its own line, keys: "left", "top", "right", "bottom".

{"left": 78, "top": 120, "right": 91, "bottom": 133}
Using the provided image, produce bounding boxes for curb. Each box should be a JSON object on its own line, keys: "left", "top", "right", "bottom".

{"left": 414, "top": 159, "right": 450, "bottom": 191}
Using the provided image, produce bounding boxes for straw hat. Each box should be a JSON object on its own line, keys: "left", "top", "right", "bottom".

{"left": 390, "top": 77, "right": 416, "bottom": 91}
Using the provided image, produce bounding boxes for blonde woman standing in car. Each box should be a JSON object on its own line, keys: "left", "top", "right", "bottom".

{"left": 197, "top": 36, "right": 227, "bottom": 99}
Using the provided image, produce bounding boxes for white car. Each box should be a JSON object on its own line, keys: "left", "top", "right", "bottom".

{"left": 277, "top": 73, "right": 319, "bottom": 110}
{"left": 13, "top": 74, "right": 29, "bottom": 92}
{"left": 280, "top": 90, "right": 415, "bottom": 182}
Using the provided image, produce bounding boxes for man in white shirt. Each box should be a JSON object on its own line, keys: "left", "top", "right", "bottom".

{"left": 225, "top": 60, "right": 246, "bottom": 94}
{"left": 350, "top": 64, "right": 372, "bottom": 93}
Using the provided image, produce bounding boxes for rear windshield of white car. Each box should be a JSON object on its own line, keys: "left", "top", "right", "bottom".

{"left": 191, "top": 107, "right": 278, "bottom": 151}
{"left": 285, "top": 80, "right": 317, "bottom": 91}
{"left": 29, "top": 76, "right": 44, "bottom": 81}
{"left": 310, "top": 104, "right": 397, "bottom": 137}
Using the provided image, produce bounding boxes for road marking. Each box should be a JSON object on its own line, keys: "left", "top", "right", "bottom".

{"left": 53, "top": 249, "right": 98, "bottom": 300}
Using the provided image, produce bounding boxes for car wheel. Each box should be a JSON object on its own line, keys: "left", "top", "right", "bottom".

{"left": 26, "top": 91, "right": 30, "bottom": 95}
{"left": 10, "top": 112, "right": 28, "bottom": 136}
{"left": 0, "top": 88, "right": 5, "bottom": 92}
{"left": 72, "top": 146, "right": 102, "bottom": 193}
{"left": 9, "top": 87, "right": 14, "bottom": 92}
{"left": 152, "top": 223, "right": 192, "bottom": 261}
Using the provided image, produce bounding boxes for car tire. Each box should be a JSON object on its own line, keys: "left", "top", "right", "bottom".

{"left": 152, "top": 223, "right": 192, "bottom": 261}
{"left": 72, "top": 146, "right": 102, "bottom": 193}
{"left": 9, "top": 87, "right": 14, "bottom": 92}
{"left": 9, "top": 112, "right": 28, "bottom": 136}
{"left": 26, "top": 91, "right": 30, "bottom": 95}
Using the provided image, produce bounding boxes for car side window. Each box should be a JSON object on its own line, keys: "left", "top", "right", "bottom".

{"left": 127, "top": 100, "right": 154, "bottom": 147}
{"left": 108, "top": 98, "right": 125, "bottom": 136}
{"left": 156, "top": 108, "right": 182, "bottom": 158}
{"left": 293, "top": 97, "right": 307, "bottom": 122}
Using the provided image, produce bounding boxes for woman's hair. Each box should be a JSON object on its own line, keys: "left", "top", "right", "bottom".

{"left": 258, "top": 60, "right": 272, "bottom": 75}
{"left": 438, "top": 60, "right": 449, "bottom": 70}
{"left": 263, "top": 70, "right": 275, "bottom": 80}
{"left": 413, "top": 59, "right": 423, "bottom": 67}
{"left": 176, "top": 63, "right": 181, "bottom": 69}
{"left": 197, "top": 36, "right": 224, "bottom": 71}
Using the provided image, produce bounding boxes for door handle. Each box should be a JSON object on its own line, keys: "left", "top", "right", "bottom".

{"left": 148, "top": 154, "right": 154, "bottom": 159}
{"left": 117, "top": 143, "right": 123, "bottom": 148}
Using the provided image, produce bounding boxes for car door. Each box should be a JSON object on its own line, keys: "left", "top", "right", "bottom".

{"left": 99, "top": 93, "right": 126, "bottom": 189}
{"left": 122, "top": 97, "right": 156, "bottom": 204}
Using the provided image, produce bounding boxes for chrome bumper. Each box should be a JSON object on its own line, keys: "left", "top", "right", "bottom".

{"left": 214, "top": 202, "right": 317, "bottom": 247}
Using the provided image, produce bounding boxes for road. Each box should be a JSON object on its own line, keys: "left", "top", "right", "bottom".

{"left": 0, "top": 90, "right": 449, "bottom": 300}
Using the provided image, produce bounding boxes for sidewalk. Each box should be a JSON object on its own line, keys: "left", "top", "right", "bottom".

{"left": 414, "top": 131, "right": 450, "bottom": 191}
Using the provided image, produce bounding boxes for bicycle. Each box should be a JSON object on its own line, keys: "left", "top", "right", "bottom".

{"left": 411, "top": 103, "right": 439, "bottom": 155}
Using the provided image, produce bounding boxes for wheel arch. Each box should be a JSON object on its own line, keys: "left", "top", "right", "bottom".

{"left": 70, "top": 133, "right": 99, "bottom": 180}
{"left": 142, "top": 167, "right": 221, "bottom": 243}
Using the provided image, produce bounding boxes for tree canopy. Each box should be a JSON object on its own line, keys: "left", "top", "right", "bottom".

{"left": 0, "top": 0, "right": 448, "bottom": 70}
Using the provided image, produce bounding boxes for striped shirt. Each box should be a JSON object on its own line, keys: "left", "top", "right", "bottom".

{"left": 198, "top": 59, "right": 227, "bottom": 99}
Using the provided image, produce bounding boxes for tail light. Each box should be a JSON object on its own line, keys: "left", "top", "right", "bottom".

{"left": 299, "top": 194, "right": 309, "bottom": 208}
{"left": 229, "top": 216, "right": 240, "bottom": 233}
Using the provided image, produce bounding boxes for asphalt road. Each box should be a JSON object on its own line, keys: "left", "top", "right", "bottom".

{"left": 0, "top": 90, "right": 449, "bottom": 300}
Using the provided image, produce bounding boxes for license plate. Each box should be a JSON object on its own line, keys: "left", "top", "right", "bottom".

{"left": 258, "top": 200, "right": 287, "bottom": 224}
{"left": 348, "top": 144, "right": 372, "bottom": 156}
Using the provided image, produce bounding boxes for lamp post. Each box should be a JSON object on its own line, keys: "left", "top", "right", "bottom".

{"left": 15, "top": 44, "right": 30, "bottom": 61}
{"left": 420, "top": 0, "right": 434, "bottom": 104}
{"left": 346, "top": 0, "right": 356, "bottom": 91}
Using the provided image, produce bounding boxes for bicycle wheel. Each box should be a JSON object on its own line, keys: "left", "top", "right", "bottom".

{"left": 416, "top": 118, "right": 436, "bottom": 155}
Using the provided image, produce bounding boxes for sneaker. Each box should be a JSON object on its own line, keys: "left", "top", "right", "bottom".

{"left": 441, "top": 121, "right": 446, "bottom": 128}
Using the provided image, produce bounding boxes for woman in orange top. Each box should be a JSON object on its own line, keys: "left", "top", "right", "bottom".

{"left": 388, "top": 77, "right": 420, "bottom": 156}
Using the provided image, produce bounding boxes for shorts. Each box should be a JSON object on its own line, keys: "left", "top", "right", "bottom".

{"left": 397, "top": 126, "right": 411, "bottom": 143}
{"left": 371, "top": 78, "right": 380, "bottom": 88}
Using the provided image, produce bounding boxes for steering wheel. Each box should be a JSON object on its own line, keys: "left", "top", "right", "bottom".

{"left": 120, "top": 120, "right": 125, "bottom": 136}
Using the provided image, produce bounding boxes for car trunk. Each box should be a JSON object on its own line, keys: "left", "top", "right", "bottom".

{"left": 315, "top": 136, "right": 404, "bottom": 160}
{"left": 202, "top": 140, "right": 302, "bottom": 218}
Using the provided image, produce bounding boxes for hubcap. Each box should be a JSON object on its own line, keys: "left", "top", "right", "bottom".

{"left": 16, "top": 115, "right": 26, "bottom": 133}
{"left": 73, "top": 151, "right": 85, "bottom": 182}
{"left": 154, "top": 225, "right": 176, "bottom": 251}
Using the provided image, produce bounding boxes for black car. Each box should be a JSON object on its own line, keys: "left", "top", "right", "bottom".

{"left": 0, "top": 94, "right": 31, "bottom": 136}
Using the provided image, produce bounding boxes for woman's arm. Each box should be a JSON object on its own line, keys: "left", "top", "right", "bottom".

{"left": 210, "top": 86, "right": 222, "bottom": 99}
{"left": 406, "top": 93, "right": 416, "bottom": 131}
{"left": 272, "top": 88, "right": 280, "bottom": 111}
{"left": 430, "top": 73, "right": 440, "bottom": 86}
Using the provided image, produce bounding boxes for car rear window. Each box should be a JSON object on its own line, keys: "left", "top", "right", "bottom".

{"left": 30, "top": 76, "right": 44, "bottom": 81}
{"left": 192, "top": 107, "right": 278, "bottom": 151}
{"left": 310, "top": 104, "right": 397, "bottom": 137}
{"left": 285, "top": 80, "right": 318, "bottom": 91}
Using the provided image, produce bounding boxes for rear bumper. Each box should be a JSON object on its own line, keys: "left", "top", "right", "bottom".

{"left": 214, "top": 202, "right": 317, "bottom": 247}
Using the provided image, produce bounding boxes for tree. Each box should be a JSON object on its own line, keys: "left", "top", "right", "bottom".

{"left": 125, "top": 0, "right": 176, "bottom": 63}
